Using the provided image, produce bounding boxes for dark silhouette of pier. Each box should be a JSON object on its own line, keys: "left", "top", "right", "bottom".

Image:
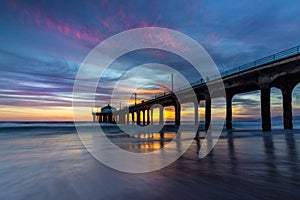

{"left": 93, "top": 45, "right": 300, "bottom": 131}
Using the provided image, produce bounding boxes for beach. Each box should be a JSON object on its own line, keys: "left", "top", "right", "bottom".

{"left": 0, "top": 122, "right": 299, "bottom": 199}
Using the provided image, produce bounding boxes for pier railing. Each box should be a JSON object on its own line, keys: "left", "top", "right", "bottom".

{"left": 220, "top": 45, "right": 300, "bottom": 78}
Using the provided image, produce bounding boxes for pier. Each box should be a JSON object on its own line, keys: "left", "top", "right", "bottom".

{"left": 93, "top": 45, "right": 300, "bottom": 131}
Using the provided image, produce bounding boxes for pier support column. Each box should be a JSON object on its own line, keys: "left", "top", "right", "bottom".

{"left": 150, "top": 109, "right": 154, "bottom": 125}
{"left": 126, "top": 113, "right": 130, "bottom": 125}
{"left": 142, "top": 110, "right": 146, "bottom": 125}
{"left": 194, "top": 102, "right": 198, "bottom": 126}
{"left": 159, "top": 106, "right": 164, "bottom": 125}
{"left": 118, "top": 114, "right": 121, "bottom": 124}
{"left": 175, "top": 103, "right": 181, "bottom": 125}
{"left": 260, "top": 85, "right": 271, "bottom": 131}
{"left": 281, "top": 88, "right": 293, "bottom": 129}
{"left": 205, "top": 96, "right": 211, "bottom": 130}
{"left": 131, "top": 112, "right": 134, "bottom": 124}
{"left": 137, "top": 111, "right": 141, "bottom": 125}
{"left": 147, "top": 109, "right": 150, "bottom": 125}
{"left": 108, "top": 115, "right": 111, "bottom": 123}
{"left": 118, "top": 113, "right": 123, "bottom": 124}
{"left": 226, "top": 94, "right": 233, "bottom": 129}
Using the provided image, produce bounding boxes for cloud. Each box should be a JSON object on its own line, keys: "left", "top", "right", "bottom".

{"left": 3, "top": 0, "right": 105, "bottom": 44}
{"left": 0, "top": 50, "right": 79, "bottom": 107}
{"left": 1, "top": 0, "right": 300, "bottom": 120}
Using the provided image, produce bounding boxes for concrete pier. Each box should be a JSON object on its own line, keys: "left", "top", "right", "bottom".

{"left": 226, "top": 94, "right": 233, "bottom": 129}
{"left": 98, "top": 46, "right": 300, "bottom": 131}
{"left": 205, "top": 96, "right": 211, "bottom": 130}
{"left": 194, "top": 102, "right": 198, "bottom": 126}
{"left": 282, "top": 87, "right": 293, "bottom": 129}
{"left": 175, "top": 103, "right": 181, "bottom": 126}
{"left": 260, "top": 84, "right": 271, "bottom": 131}
{"left": 159, "top": 106, "right": 164, "bottom": 125}
{"left": 137, "top": 111, "right": 140, "bottom": 125}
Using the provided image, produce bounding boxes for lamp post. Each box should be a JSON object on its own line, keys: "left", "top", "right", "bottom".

{"left": 134, "top": 93, "right": 137, "bottom": 105}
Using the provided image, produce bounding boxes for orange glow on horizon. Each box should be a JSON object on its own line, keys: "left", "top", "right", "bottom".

{"left": 3, "top": 97, "right": 296, "bottom": 122}
{"left": 0, "top": 104, "right": 226, "bottom": 122}
{"left": 0, "top": 106, "right": 77, "bottom": 121}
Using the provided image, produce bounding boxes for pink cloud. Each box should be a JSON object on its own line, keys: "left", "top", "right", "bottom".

{"left": 42, "top": 15, "right": 103, "bottom": 44}
{"left": 7, "top": 1, "right": 104, "bottom": 44}
{"left": 6, "top": 2, "right": 180, "bottom": 54}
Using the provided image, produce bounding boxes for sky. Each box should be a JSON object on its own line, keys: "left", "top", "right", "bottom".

{"left": 1, "top": 0, "right": 300, "bottom": 121}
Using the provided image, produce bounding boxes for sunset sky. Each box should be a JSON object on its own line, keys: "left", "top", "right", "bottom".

{"left": 1, "top": 0, "right": 300, "bottom": 121}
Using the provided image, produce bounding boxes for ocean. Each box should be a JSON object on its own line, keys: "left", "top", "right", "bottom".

{"left": 0, "top": 121, "right": 299, "bottom": 199}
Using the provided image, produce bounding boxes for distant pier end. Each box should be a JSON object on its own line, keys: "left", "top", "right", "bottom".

{"left": 92, "top": 104, "right": 116, "bottom": 123}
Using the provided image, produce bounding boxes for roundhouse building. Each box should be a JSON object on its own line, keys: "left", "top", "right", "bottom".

{"left": 92, "top": 104, "right": 116, "bottom": 123}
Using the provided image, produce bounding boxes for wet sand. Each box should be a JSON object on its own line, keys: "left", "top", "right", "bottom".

{"left": 0, "top": 124, "right": 299, "bottom": 199}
